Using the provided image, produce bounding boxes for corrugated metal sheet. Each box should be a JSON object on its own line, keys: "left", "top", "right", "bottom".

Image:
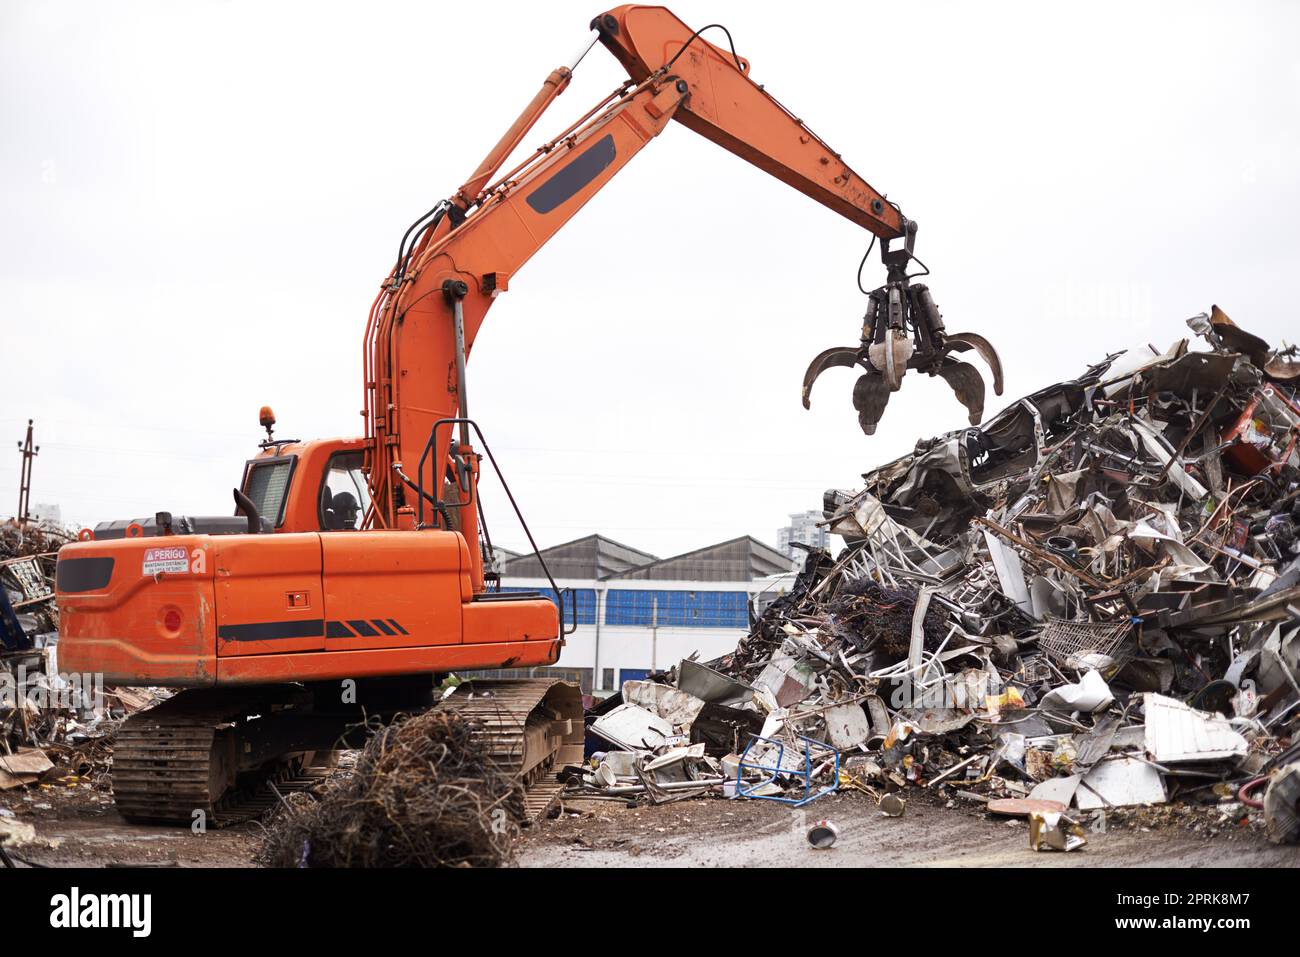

{"left": 1143, "top": 693, "right": 1248, "bottom": 763}
{"left": 610, "top": 536, "right": 790, "bottom": 582}
{"left": 501, "top": 534, "right": 658, "bottom": 580}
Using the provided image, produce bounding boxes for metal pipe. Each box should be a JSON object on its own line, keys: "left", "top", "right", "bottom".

{"left": 577, "top": 777, "right": 726, "bottom": 797}
{"left": 865, "top": 694, "right": 891, "bottom": 748}
{"left": 451, "top": 297, "right": 470, "bottom": 448}
{"left": 593, "top": 584, "right": 606, "bottom": 689}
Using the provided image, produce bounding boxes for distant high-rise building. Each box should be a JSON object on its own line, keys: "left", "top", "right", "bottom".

{"left": 777, "top": 510, "right": 828, "bottom": 559}
{"left": 30, "top": 502, "right": 61, "bottom": 527}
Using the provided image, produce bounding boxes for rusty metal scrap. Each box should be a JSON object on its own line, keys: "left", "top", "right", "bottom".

{"left": 0, "top": 523, "right": 66, "bottom": 653}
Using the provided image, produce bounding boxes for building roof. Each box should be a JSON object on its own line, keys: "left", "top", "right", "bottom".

{"left": 501, "top": 534, "right": 659, "bottom": 580}
{"left": 607, "top": 536, "right": 791, "bottom": 582}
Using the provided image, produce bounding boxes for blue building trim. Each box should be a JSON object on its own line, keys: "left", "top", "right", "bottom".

{"left": 604, "top": 589, "right": 749, "bottom": 628}
{"left": 501, "top": 586, "right": 598, "bottom": 625}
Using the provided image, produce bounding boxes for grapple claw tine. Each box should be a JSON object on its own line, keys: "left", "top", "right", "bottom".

{"left": 852, "top": 372, "right": 891, "bottom": 435}
{"left": 935, "top": 358, "right": 987, "bottom": 426}
{"left": 801, "top": 346, "right": 864, "bottom": 410}
{"left": 801, "top": 281, "right": 1006, "bottom": 435}
{"left": 943, "top": 331, "right": 1004, "bottom": 396}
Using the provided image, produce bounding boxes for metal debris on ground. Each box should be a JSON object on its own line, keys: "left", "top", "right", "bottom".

{"left": 806, "top": 818, "right": 839, "bottom": 848}
{"left": 1028, "top": 809, "right": 1088, "bottom": 852}
{"left": 879, "top": 792, "right": 906, "bottom": 817}
{"left": 568, "top": 308, "right": 1300, "bottom": 847}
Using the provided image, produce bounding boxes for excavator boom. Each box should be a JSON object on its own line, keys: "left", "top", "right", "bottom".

{"left": 364, "top": 4, "right": 1001, "bottom": 586}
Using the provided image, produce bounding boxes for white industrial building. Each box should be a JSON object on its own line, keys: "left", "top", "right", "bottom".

{"left": 481, "top": 534, "right": 795, "bottom": 695}
{"left": 776, "top": 509, "right": 830, "bottom": 559}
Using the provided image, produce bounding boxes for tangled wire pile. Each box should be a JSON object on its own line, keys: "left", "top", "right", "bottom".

{"left": 258, "top": 710, "right": 523, "bottom": 868}
{"left": 0, "top": 522, "right": 73, "bottom": 561}
{"left": 827, "top": 579, "right": 948, "bottom": 658}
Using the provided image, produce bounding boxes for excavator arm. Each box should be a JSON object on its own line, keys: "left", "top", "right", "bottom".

{"left": 363, "top": 4, "right": 1001, "bottom": 582}
{"left": 592, "top": 8, "right": 904, "bottom": 239}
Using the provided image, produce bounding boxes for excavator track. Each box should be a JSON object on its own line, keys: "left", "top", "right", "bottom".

{"left": 110, "top": 678, "right": 583, "bottom": 827}
{"left": 111, "top": 690, "right": 331, "bottom": 827}
{"left": 438, "top": 678, "right": 585, "bottom": 822}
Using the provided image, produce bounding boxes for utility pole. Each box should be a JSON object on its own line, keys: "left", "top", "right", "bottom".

{"left": 650, "top": 592, "right": 658, "bottom": 673}
{"left": 16, "top": 419, "right": 37, "bottom": 525}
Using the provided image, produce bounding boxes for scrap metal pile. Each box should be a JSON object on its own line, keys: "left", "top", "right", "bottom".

{"left": 570, "top": 308, "right": 1300, "bottom": 848}
{"left": 0, "top": 523, "right": 62, "bottom": 656}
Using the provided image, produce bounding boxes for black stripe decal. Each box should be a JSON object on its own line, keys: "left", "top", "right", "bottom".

{"left": 525, "top": 134, "right": 616, "bottom": 214}
{"left": 218, "top": 619, "right": 324, "bottom": 642}
{"left": 324, "top": 619, "right": 407, "bottom": 640}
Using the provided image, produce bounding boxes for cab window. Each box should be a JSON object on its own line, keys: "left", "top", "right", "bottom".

{"left": 319, "top": 452, "right": 371, "bottom": 531}
{"left": 243, "top": 458, "right": 295, "bottom": 527}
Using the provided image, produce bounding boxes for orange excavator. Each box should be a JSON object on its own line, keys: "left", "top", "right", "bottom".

{"left": 54, "top": 5, "right": 1001, "bottom": 824}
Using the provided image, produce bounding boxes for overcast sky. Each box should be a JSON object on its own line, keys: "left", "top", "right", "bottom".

{"left": 4, "top": 1, "right": 1298, "bottom": 559}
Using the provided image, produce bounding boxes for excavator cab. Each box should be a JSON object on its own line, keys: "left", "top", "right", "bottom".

{"left": 236, "top": 409, "right": 373, "bottom": 535}
{"left": 238, "top": 439, "right": 369, "bottom": 535}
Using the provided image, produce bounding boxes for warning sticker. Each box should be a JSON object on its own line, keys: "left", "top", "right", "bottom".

{"left": 143, "top": 546, "right": 189, "bottom": 576}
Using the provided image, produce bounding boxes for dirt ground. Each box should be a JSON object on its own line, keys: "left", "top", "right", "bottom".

{"left": 1, "top": 784, "right": 260, "bottom": 868}
{"left": 518, "top": 788, "right": 1300, "bottom": 868}
{"left": 5, "top": 778, "right": 1299, "bottom": 868}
